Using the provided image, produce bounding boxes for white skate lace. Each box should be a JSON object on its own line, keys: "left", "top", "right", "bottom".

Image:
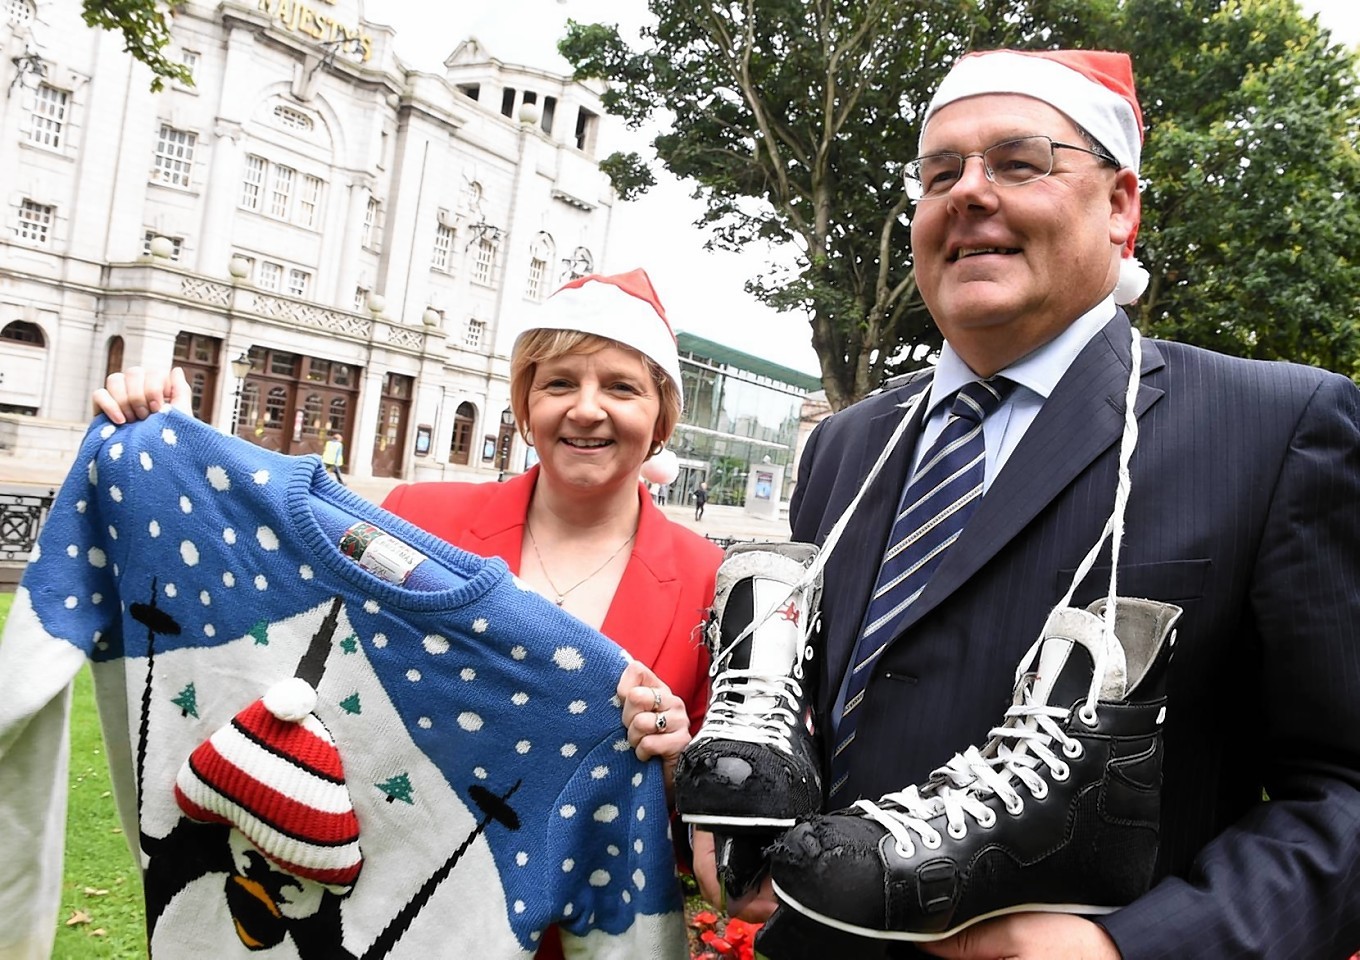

{"left": 698, "top": 614, "right": 816, "bottom": 753}
{"left": 851, "top": 329, "right": 1145, "bottom": 852}
{"left": 853, "top": 651, "right": 1085, "bottom": 857}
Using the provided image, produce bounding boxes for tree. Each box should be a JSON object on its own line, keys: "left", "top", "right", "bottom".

{"left": 564, "top": 0, "right": 1360, "bottom": 406}
{"left": 81, "top": 0, "right": 193, "bottom": 92}
{"left": 561, "top": 0, "right": 1117, "bottom": 408}
{"left": 170, "top": 682, "right": 198, "bottom": 718}
{"left": 1124, "top": 0, "right": 1360, "bottom": 378}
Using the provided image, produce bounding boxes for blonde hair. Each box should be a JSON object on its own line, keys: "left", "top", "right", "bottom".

{"left": 509, "top": 330, "right": 681, "bottom": 455}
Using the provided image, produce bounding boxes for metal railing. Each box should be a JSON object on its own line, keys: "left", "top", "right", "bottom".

{"left": 0, "top": 488, "right": 55, "bottom": 563}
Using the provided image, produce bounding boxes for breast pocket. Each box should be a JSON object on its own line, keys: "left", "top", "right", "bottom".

{"left": 1057, "top": 558, "right": 1211, "bottom": 605}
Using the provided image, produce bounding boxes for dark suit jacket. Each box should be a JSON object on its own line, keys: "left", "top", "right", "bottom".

{"left": 790, "top": 311, "right": 1360, "bottom": 959}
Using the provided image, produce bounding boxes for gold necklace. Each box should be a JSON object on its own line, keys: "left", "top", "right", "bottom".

{"left": 524, "top": 522, "right": 636, "bottom": 606}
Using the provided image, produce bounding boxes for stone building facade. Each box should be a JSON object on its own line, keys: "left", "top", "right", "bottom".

{"left": 0, "top": 0, "right": 615, "bottom": 484}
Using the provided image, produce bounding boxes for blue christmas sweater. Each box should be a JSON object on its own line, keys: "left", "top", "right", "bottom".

{"left": 0, "top": 411, "right": 685, "bottom": 960}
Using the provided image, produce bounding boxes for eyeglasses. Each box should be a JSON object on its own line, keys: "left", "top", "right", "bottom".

{"left": 904, "top": 135, "right": 1117, "bottom": 202}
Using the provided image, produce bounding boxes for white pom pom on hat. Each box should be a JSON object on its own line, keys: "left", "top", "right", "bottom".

{"left": 640, "top": 448, "right": 679, "bottom": 486}
{"left": 923, "top": 49, "right": 1149, "bottom": 304}
{"left": 518, "top": 268, "right": 684, "bottom": 405}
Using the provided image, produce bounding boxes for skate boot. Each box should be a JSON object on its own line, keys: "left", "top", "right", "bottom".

{"left": 675, "top": 542, "right": 823, "bottom": 831}
{"left": 768, "top": 596, "right": 1181, "bottom": 942}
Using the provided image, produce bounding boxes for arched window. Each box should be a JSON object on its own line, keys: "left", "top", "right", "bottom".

{"left": 265, "top": 386, "right": 287, "bottom": 427}
{"left": 1, "top": 321, "right": 44, "bottom": 346}
{"left": 303, "top": 393, "right": 323, "bottom": 433}
{"left": 240, "top": 382, "right": 261, "bottom": 428}
{"left": 328, "top": 396, "right": 347, "bottom": 433}
{"left": 450, "top": 401, "right": 476, "bottom": 465}
{"left": 525, "top": 233, "right": 555, "bottom": 301}
{"left": 564, "top": 246, "right": 593, "bottom": 281}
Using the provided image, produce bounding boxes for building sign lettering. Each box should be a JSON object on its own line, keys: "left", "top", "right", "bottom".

{"left": 257, "top": 0, "right": 373, "bottom": 62}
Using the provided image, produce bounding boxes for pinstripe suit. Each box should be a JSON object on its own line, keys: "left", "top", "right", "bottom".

{"left": 790, "top": 310, "right": 1360, "bottom": 959}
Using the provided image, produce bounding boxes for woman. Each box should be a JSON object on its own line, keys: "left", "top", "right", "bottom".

{"left": 94, "top": 268, "right": 723, "bottom": 959}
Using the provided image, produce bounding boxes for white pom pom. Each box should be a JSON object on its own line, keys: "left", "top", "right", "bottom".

{"left": 263, "top": 677, "right": 318, "bottom": 722}
{"left": 1113, "top": 257, "right": 1150, "bottom": 305}
{"left": 640, "top": 448, "right": 679, "bottom": 485}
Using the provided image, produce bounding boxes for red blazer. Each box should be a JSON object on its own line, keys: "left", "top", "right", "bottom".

{"left": 382, "top": 467, "right": 722, "bottom": 735}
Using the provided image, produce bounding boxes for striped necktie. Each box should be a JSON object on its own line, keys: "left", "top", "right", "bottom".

{"left": 829, "top": 377, "right": 1015, "bottom": 800}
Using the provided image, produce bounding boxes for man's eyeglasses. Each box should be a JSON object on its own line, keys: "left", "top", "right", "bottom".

{"left": 904, "top": 135, "right": 1118, "bottom": 202}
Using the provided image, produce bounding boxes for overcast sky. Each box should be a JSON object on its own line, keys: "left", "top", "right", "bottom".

{"left": 366, "top": 0, "right": 1360, "bottom": 377}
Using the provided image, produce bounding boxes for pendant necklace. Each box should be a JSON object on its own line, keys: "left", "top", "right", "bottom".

{"left": 525, "top": 522, "right": 636, "bottom": 606}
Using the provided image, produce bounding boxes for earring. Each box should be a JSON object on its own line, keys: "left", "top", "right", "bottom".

{"left": 523, "top": 430, "right": 535, "bottom": 447}
{"left": 648, "top": 441, "right": 663, "bottom": 458}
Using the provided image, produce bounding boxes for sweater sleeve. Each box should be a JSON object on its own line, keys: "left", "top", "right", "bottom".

{"left": 0, "top": 419, "right": 126, "bottom": 960}
{"left": 550, "top": 737, "right": 687, "bottom": 960}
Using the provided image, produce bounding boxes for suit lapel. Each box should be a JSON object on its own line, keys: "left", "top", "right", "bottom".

{"left": 460, "top": 469, "right": 536, "bottom": 573}
{"left": 824, "top": 378, "right": 933, "bottom": 705}
{"left": 898, "top": 313, "right": 1167, "bottom": 633}
{"left": 599, "top": 491, "right": 679, "bottom": 671}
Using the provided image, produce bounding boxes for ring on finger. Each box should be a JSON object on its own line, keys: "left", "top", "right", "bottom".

{"left": 654, "top": 711, "right": 668, "bottom": 733}
{"left": 650, "top": 686, "right": 662, "bottom": 712}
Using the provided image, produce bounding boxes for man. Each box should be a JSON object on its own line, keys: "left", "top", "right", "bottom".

{"left": 322, "top": 429, "right": 346, "bottom": 484}
{"left": 692, "top": 480, "right": 709, "bottom": 521}
{"left": 698, "top": 48, "right": 1360, "bottom": 959}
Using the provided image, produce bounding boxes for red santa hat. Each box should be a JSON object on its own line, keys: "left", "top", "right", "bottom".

{"left": 174, "top": 678, "right": 363, "bottom": 892}
{"left": 923, "top": 49, "right": 1149, "bottom": 304}
{"left": 517, "top": 268, "right": 684, "bottom": 406}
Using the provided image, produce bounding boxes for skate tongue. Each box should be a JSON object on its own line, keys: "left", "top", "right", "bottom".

{"left": 744, "top": 578, "right": 801, "bottom": 676}
{"left": 1028, "top": 606, "right": 1129, "bottom": 710}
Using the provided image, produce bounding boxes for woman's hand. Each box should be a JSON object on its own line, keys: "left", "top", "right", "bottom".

{"left": 617, "top": 659, "right": 691, "bottom": 799}
{"left": 92, "top": 367, "right": 194, "bottom": 424}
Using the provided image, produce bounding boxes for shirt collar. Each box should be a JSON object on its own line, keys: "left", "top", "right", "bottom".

{"left": 922, "top": 296, "right": 1116, "bottom": 416}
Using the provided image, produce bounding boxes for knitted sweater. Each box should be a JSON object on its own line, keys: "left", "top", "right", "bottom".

{"left": 0, "top": 411, "right": 685, "bottom": 960}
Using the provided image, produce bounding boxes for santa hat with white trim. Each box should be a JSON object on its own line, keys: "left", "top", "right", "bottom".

{"left": 922, "top": 49, "right": 1150, "bottom": 304}
{"left": 518, "top": 268, "right": 684, "bottom": 406}
{"left": 174, "top": 677, "right": 363, "bottom": 892}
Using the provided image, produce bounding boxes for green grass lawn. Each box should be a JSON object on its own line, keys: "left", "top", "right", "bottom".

{"left": 0, "top": 592, "right": 149, "bottom": 959}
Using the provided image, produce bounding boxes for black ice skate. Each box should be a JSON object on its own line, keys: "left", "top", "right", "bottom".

{"left": 675, "top": 542, "right": 823, "bottom": 832}
{"left": 767, "top": 596, "right": 1181, "bottom": 942}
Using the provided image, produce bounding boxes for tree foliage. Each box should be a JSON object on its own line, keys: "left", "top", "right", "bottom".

{"left": 81, "top": 0, "right": 193, "bottom": 92}
{"left": 562, "top": 0, "right": 1360, "bottom": 406}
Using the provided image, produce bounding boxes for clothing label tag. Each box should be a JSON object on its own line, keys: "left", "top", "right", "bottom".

{"left": 338, "top": 521, "right": 427, "bottom": 585}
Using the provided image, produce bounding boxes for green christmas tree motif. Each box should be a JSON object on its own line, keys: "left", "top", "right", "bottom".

{"left": 376, "top": 773, "right": 414, "bottom": 805}
{"left": 249, "top": 621, "right": 270, "bottom": 646}
{"left": 171, "top": 682, "right": 199, "bottom": 718}
{"left": 340, "top": 633, "right": 359, "bottom": 654}
{"left": 339, "top": 692, "right": 361, "bottom": 715}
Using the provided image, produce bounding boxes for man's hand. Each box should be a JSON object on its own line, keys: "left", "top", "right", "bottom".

{"left": 919, "top": 913, "right": 1121, "bottom": 960}
{"left": 690, "top": 828, "right": 779, "bottom": 922}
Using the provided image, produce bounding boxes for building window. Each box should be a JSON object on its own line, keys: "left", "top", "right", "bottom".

{"left": 298, "top": 175, "right": 323, "bottom": 229}
{"left": 152, "top": 124, "right": 196, "bottom": 188}
{"left": 142, "top": 230, "right": 183, "bottom": 260}
{"left": 574, "top": 107, "right": 598, "bottom": 154}
{"left": 471, "top": 236, "right": 495, "bottom": 285}
{"left": 268, "top": 164, "right": 294, "bottom": 220}
{"left": 363, "top": 197, "right": 381, "bottom": 249}
{"left": 17, "top": 199, "right": 53, "bottom": 244}
{"left": 354, "top": 286, "right": 369, "bottom": 311}
{"left": 1, "top": 320, "right": 44, "bottom": 344}
{"left": 29, "top": 84, "right": 68, "bottom": 149}
{"left": 258, "top": 260, "right": 282, "bottom": 291}
{"left": 450, "top": 401, "right": 475, "bottom": 465}
{"left": 432, "top": 222, "right": 454, "bottom": 272}
{"left": 180, "top": 49, "right": 200, "bottom": 84}
{"left": 273, "top": 104, "right": 313, "bottom": 131}
{"left": 525, "top": 256, "right": 547, "bottom": 301}
{"left": 286, "top": 267, "right": 310, "bottom": 298}
{"left": 464, "top": 318, "right": 486, "bottom": 350}
{"left": 241, "top": 155, "right": 266, "bottom": 210}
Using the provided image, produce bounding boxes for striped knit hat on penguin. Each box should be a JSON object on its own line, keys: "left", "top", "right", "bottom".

{"left": 174, "top": 677, "right": 363, "bottom": 892}
{"left": 519, "top": 268, "right": 684, "bottom": 407}
{"left": 922, "top": 49, "right": 1149, "bottom": 304}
